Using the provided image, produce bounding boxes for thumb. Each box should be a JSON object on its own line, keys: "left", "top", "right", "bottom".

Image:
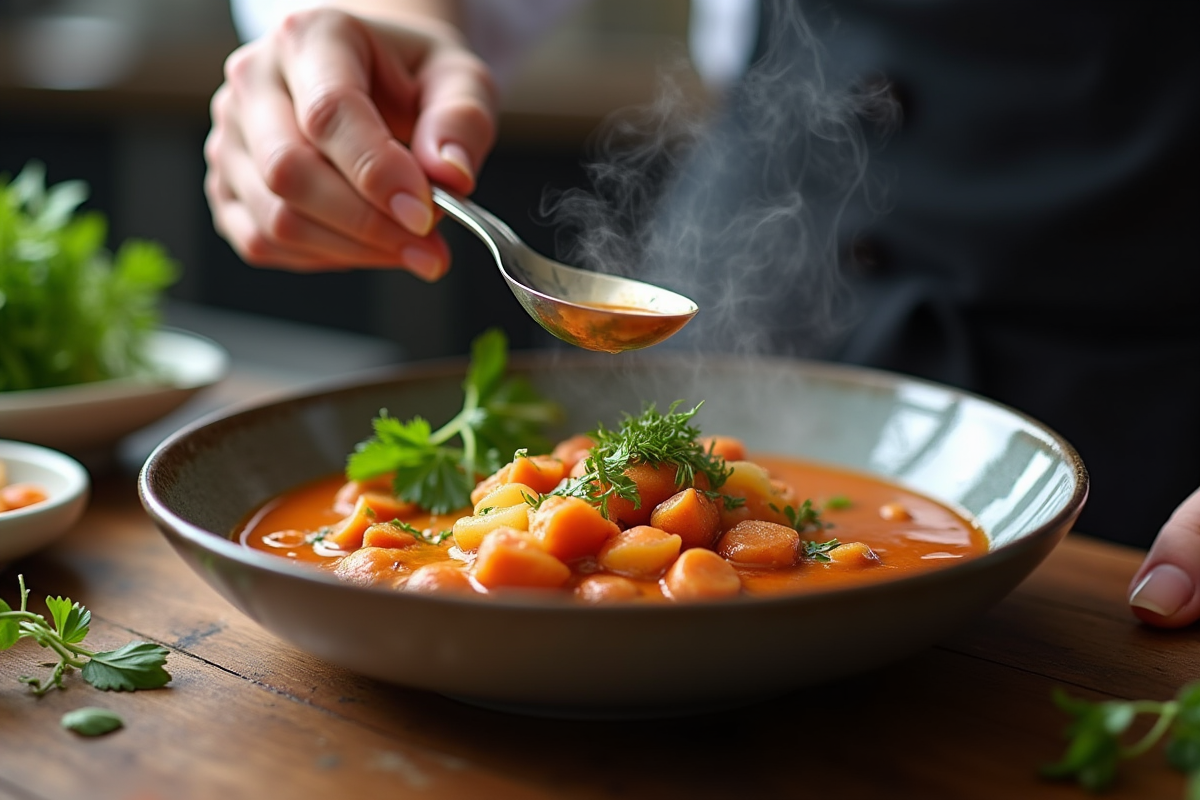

{"left": 1129, "top": 486, "right": 1200, "bottom": 628}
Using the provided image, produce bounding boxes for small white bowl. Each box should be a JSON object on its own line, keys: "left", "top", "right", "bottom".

{"left": 0, "top": 440, "right": 90, "bottom": 565}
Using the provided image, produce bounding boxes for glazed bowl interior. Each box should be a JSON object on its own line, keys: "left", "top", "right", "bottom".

{"left": 140, "top": 352, "right": 1086, "bottom": 716}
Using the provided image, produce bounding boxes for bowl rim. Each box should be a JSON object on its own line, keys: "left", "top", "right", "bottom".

{"left": 138, "top": 350, "right": 1089, "bottom": 614}
{"left": 0, "top": 439, "right": 91, "bottom": 525}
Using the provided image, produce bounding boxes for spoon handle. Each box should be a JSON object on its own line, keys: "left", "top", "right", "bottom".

{"left": 431, "top": 187, "right": 524, "bottom": 258}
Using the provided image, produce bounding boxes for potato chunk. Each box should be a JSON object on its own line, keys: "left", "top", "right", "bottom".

{"left": 826, "top": 541, "right": 882, "bottom": 567}
{"left": 718, "top": 461, "right": 793, "bottom": 528}
{"left": 453, "top": 503, "right": 531, "bottom": 552}
{"left": 598, "top": 526, "right": 683, "bottom": 580}
{"left": 662, "top": 549, "right": 742, "bottom": 602}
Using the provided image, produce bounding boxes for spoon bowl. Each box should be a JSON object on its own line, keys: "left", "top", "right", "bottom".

{"left": 432, "top": 188, "right": 697, "bottom": 353}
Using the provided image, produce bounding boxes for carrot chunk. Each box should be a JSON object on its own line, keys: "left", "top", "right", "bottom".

{"left": 507, "top": 454, "right": 568, "bottom": 495}
{"left": 333, "top": 474, "right": 399, "bottom": 515}
{"left": 472, "top": 528, "right": 571, "bottom": 589}
{"left": 0, "top": 483, "right": 48, "bottom": 511}
{"left": 604, "top": 462, "right": 699, "bottom": 527}
{"left": 529, "top": 495, "right": 619, "bottom": 561}
{"left": 717, "top": 520, "right": 800, "bottom": 568}
{"left": 879, "top": 501, "right": 912, "bottom": 521}
{"left": 325, "top": 492, "right": 417, "bottom": 550}
{"left": 332, "top": 546, "right": 411, "bottom": 588}
{"left": 698, "top": 435, "right": 746, "bottom": 463}
{"left": 598, "top": 525, "right": 683, "bottom": 580}
{"left": 404, "top": 562, "right": 477, "bottom": 594}
{"left": 551, "top": 434, "right": 595, "bottom": 472}
{"left": 361, "top": 522, "right": 419, "bottom": 550}
{"left": 650, "top": 488, "right": 721, "bottom": 550}
{"left": 662, "top": 548, "right": 742, "bottom": 601}
{"left": 575, "top": 574, "right": 640, "bottom": 604}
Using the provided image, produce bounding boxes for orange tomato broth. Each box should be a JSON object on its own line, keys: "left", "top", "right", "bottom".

{"left": 236, "top": 455, "right": 987, "bottom": 601}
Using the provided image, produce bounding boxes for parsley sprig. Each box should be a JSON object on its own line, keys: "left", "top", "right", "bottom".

{"left": 0, "top": 161, "right": 178, "bottom": 391}
{"left": 346, "top": 329, "right": 562, "bottom": 515}
{"left": 0, "top": 575, "right": 171, "bottom": 696}
{"left": 552, "top": 401, "right": 732, "bottom": 519}
{"left": 1042, "top": 682, "right": 1200, "bottom": 795}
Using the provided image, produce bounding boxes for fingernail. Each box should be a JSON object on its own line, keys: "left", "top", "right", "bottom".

{"left": 1129, "top": 564, "right": 1194, "bottom": 617}
{"left": 390, "top": 193, "right": 433, "bottom": 236}
{"left": 439, "top": 143, "right": 474, "bottom": 182}
{"left": 402, "top": 246, "right": 444, "bottom": 281}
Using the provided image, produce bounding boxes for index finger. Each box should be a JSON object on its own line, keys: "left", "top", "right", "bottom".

{"left": 276, "top": 10, "right": 434, "bottom": 236}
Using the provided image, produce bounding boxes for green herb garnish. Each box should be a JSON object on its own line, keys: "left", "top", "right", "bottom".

{"left": 802, "top": 538, "right": 841, "bottom": 562}
{"left": 0, "top": 575, "right": 171, "bottom": 696}
{"left": 1042, "top": 682, "right": 1200, "bottom": 794}
{"left": 346, "top": 329, "right": 562, "bottom": 515}
{"left": 0, "top": 161, "right": 179, "bottom": 392}
{"left": 824, "top": 495, "right": 853, "bottom": 510}
{"left": 774, "top": 500, "right": 827, "bottom": 533}
{"left": 552, "top": 401, "right": 732, "bottom": 519}
{"left": 61, "top": 707, "right": 125, "bottom": 736}
{"left": 387, "top": 518, "right": 452, "bottom": 545}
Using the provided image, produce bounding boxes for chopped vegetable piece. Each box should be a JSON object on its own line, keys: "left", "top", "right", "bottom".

{"left": 598, "top": 526, "right": 683, "bottom": 580}
{"left": 528, "top": 495, "right": 619, "bottom": 562}
{"left": 575, "top": 575, "right": 640, "bottom": 603}
{"left": 650, "top": 488, "right": 722, "bottom": 550}
{"left": 472, "top": 529, "right": 571, "bottom": 589}
{"left": 717, "top": 520, "right": 800, "bottom": 568}
{"left": 662, "top": 549, "right": 742, "bottom": 602}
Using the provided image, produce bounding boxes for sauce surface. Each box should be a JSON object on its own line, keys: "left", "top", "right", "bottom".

{"left": 237, "top": 455, "right": 987, "bottom": 600}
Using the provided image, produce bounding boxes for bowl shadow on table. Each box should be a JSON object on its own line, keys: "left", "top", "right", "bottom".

{"left": 341, "top": 652, "right": 1075, "bottom": 799}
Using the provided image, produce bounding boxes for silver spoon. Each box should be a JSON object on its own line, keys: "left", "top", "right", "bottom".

{"left": 432, "top": 187, "right": 698, "bottom": 354}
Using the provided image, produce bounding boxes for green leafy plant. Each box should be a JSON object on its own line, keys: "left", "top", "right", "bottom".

{"left": 1043, "top": 682, "right": 1200, "bottom": 796}
{"left": 0, "top": 160, "right": 178, "bottom": 391}
{"left": 0, "top": 575, "right": 171, "bottom": 696}
{"left": 551, "top": 401, "right": 733, "bottom": 519}
{"left": 346, "top": 328, "right": 563, "bottom": 514}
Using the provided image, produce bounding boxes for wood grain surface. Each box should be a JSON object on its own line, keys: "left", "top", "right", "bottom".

{"left": 1, "top": 473, "right": 1195, "bottom": 800}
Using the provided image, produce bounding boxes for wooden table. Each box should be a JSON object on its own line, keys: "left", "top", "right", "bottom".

{"left": 1, "top": 470, "right": 1196, "bottom": 799}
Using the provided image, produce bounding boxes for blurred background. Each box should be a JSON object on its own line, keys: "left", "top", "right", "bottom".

{"left": 0, "top": 0, "right": 706, "bottom": 365}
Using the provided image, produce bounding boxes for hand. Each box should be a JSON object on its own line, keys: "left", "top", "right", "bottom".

{"left": 1128, "top": 486, "right": 1200, "bottom": 627}
{"left": 204, "top": 6, "right": 497, "bottom": 280}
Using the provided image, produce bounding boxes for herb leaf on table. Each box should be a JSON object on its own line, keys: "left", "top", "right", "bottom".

{"left": 0, "top": 575, "right": 171, "bottom": 696}
{"left": 1043, "top": 682, "right": 1200, "bottom": 795}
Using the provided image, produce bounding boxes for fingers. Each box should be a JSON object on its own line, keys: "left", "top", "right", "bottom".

{"left": 204, "top": 8, "right": 498, "bottom": 276}
{"left": 1128, "top": 486, "right": 1200, "bottom": 628}
{"left": 277, "top": 11, "right": 439, "bottom": 237}
{"left": 409, "top": 46, "right": 498, "bottom": 193}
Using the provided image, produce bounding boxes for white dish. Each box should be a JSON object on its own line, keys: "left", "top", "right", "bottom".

{"left": 0, "top": 440, "right": 90, "bottom": 565}
{"left": 0, "top": 328, "right": 229, "bottom": 456}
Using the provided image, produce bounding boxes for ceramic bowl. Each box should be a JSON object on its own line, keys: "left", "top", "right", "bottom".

{"left": 0, "top": 328, "right": 229, "bottom": 458}
{"left": 0, "top": 440, "right": 90, "bottom": 566}
{"left": 139, "top": 353, "right": 1087, "bottom": 716}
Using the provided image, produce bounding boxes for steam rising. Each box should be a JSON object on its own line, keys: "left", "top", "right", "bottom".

{"left": 542, "top": 1, "right": 897, "bottom": 358}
